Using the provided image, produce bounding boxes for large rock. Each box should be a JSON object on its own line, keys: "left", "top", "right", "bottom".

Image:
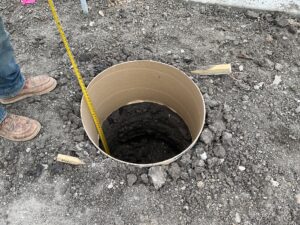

{"left": 148, "top": 166, "right": 167, "bottom": 189}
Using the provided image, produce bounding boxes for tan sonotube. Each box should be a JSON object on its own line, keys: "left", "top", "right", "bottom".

{"left": 80, "top": 60, "right": 206, "bottom": 167}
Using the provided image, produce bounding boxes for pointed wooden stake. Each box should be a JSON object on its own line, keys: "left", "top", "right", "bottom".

{"left": 56, "top": 154, "right": 85, "bottom": 165}
{"left": 191, "top": 64, "right": 232, "bottom": 76}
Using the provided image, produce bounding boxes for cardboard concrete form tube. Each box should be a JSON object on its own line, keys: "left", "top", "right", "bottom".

{"left": 80, "top": 60, "right": 206, "bottom": 167}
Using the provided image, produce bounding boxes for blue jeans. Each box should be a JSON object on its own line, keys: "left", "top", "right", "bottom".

{"left": 0, "top": 17, "right": 25, "bottom": 123}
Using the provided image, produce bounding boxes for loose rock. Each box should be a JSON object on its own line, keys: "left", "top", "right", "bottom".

{"left": 194, "top": 159, "right": 206, "bottom": 174}
{"left": 264, "top": 58, "right": 275, "bottom": 69}
{"left": 107, "top": 182, "right": 114, "bottom": 189}
{"left": 114, "top": 217, "right": 125, "bottom": 225}
{"left": 209, "top": 120, "right": 226, "bottom": 136}
{"left": 238, "top": 166, "right": 246, "bottom": 171}
{"left": 195, "top": 145, "right": 205, "bottom": 157}
{"left": 270, "top": 178, "right": 279, "bottom": 187}
{"left": 254, "top": 82, "right": 264, "bottom": 90}
{"left": 180, "top": 171, "right": 189, "bottom": 180}
{"left": 141, "top": 173, "right": 149, "bottom": 184}
{"left": 197, "top": 181, "right": 204, "bottom": 189}
{"left": 295, "top": 106, "right": 300, "bottom": 113}
{"left": 272, "top": 75, "right": 282, "bottom": 85}
{"left": 200, "top": 128, "right": 214, "bottom": 145}
{"left": 207, "top": 157, "right": 219, "bottom": 169}
{"left": 195, "top": 159, "right": 205, "bottom": 167}
{"left": 242, "top": 95, "right": 249, "bottom": 102}
{"left": 246, "top": 10, "right": 259, "bottom": 19}
{"left": 296, "top": 193, "right": 300, "bottom": 204}
{"left": 224, "top": 103, "right": 232, "bottom": 113}
{"left": 148, "top": 166, "right": 167, "bottom": 189}
{"left": 275, "top": 16, "right": 289, "bottom": 27}
{"left": 98, "top": 10, "right": 104, "bottom": 17}
{"left": 275, "top": 63, "right": 284, "bottom": 71}
{"left": 127, "top": 174, "right": 137, "bottom": 186}
{"left": 168, "top": 162, "right": 181, "bottom": 181}
{"left": 89, "top": 21, "right": 95, "bottom": 27}
{"left": 288, "top": 25, "right": 297, "bottom": 34}
{"left": 235, "top": 212, "right": 241, "bottom": 223}
{"left": 213, "top": 145, "right": 226, "bottom": 158}
{"left": 265, "top": 50, "right": 273, "bottom": 56}
{"left": 222, "top": 132, "right": 232, "bottom": 146}
{"left": 203, "top": 93, "right": 220, "bottom": 108}
{"left": 200, "top": 152, "right": 208, "bottom": 161}
{"left": 180, "top": 153, "right": 191, "bottom": 165}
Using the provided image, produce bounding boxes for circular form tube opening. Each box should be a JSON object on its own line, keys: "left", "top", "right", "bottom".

{"left": 80, "top": 60, "right": 206, "bottom": 167}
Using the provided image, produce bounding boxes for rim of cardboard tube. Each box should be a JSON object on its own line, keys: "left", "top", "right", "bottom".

{"left": 80, "top": 60, "right": 206, "bottom": 167}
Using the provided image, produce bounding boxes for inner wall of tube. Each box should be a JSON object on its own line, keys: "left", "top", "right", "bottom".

{"left": 99, "top": 102, "right": 192, "bottom": 164}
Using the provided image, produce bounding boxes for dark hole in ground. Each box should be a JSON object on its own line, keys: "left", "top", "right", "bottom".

{"left": 99, "top": 102, "right": 192, "bottom": 164}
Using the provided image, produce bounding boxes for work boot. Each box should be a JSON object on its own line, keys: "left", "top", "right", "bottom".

{"left": 0, "top": 114, "right": 41, "bottom": 141}
{"left": 0, "top": 75, "right": 57, "bottom": 104}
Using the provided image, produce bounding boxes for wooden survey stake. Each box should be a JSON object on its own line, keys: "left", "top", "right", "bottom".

{"left": 56, "top": 154, "right": 85, "bottom": 165}
{"left": 191, "top": 64, "right": 232, "bottom": 75}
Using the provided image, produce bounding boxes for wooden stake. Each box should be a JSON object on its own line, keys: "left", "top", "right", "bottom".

{"left": 191, "top": 64, "right": 232, "bottom": 76}
{"left": 56, "top": 154, "right": 85, "bottom": 165}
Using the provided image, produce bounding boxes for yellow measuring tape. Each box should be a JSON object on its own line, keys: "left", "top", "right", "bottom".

{"left": 48, "top": 0, "right": 110, "bottom": 155}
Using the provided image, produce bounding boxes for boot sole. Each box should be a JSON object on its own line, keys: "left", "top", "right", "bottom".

{"left": 0, "top": 79, "right": 57, "bottom": 105}
{"left": 0, "top": 122, "right": 41, "bottom": 142}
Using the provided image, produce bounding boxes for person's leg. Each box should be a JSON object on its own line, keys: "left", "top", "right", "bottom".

{"left": 0, "top": 105, "right": 7, "bottom": 123}
{"left": 0, "top": 17, "right": 57, "bottom": 105}
{"left": 0, "top": 17, "right": 56, "bottom": 141}
{"left": 0, "top": 17, "right": 40, "bottom": 141}
{"left": 0, "top": 17, "right": 25, "bottom": 99}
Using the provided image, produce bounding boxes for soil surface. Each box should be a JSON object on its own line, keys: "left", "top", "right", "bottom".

{"left": 101, "top": 102, "right": 192, "bottom": 164}
{"left": 0, "top": 0, "right": 299, "bottom": 224}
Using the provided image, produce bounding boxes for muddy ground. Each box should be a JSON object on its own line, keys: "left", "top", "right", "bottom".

{"left": 0, "top": 0, "right": 299, "bottom": 224}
